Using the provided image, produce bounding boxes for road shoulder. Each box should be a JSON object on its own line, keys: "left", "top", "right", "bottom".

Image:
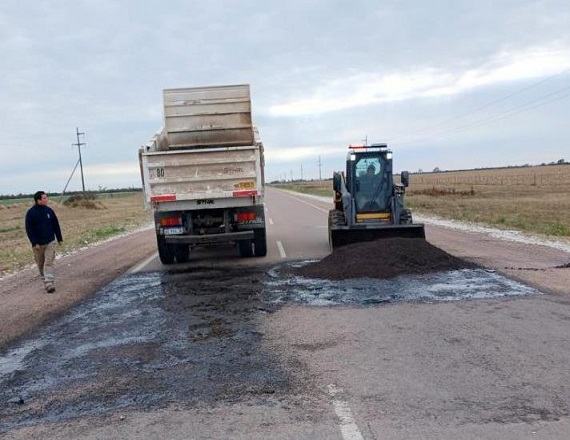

{"left": 0, "top": 228, "right": 157, "bottom": 350}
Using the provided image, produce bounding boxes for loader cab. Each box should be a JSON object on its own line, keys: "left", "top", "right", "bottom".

{"left": 346, "top": 145, "right": 394, "bottom": 213}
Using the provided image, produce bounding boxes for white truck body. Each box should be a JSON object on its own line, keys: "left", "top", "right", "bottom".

{"left": 139, "top": 84, "right": 267, "bottom": 263}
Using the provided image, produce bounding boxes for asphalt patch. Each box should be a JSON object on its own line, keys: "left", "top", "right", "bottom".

{"left": 0, "top": 245, "right": 543, "bottom": 433}
{"left": 0, "top": 266, "right": 297, "bottom": 433}
{"left": 294, "top": 237, "right": 476, "bottom": 280}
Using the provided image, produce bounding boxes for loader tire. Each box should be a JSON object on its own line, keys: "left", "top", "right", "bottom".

{"left": 157, "top": 235, "right": 175, "bottom": 265}
{"left": 329, "top": 209, "right": 346, "bottom": 227}
{"left": 400, "top": 209, "right": 413, "bottom": 225}
{"left": 328, "top": 209, "right": 346, "bottom": 249}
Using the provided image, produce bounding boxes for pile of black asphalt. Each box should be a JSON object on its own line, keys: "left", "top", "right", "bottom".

{"left": 294, "top": 237, "right": 477, "bottom": 280}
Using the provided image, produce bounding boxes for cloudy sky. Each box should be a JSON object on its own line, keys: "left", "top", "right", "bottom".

{"left": 1, "top": 0, "right": 569, "bottom": 195}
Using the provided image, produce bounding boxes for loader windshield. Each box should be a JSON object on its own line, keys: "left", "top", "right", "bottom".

{"left": 355, "top": 157, "right": 387, "bottom": 212}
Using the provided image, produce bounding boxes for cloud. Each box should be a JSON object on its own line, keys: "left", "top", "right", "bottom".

{"left": 265, "top": 145, "right": 347, "bottom": 162}
{"left": 0, "top": 161, "right": 141, "bottom": 195}
{"left": 1, "top": 1, "right": 570, "bottom": 192}
{"left": 269, "top": 44, "right": 570, "bottom": 116}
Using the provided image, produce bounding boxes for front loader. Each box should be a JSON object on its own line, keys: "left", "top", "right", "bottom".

{"left": 329, "top": 143, "right": 425, "bottom": 248}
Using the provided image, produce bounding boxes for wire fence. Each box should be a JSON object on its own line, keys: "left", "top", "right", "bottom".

{"left": 410, "top": 165, "right": 570, "bottom": 187}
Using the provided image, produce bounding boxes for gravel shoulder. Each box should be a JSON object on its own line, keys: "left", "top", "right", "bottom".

{"left": 424, "top": 222, "right": 570, "bottom": 295}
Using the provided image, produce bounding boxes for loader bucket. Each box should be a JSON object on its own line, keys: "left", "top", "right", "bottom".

{"left": 329, "top": 224, "right": 425, "bottom": 249}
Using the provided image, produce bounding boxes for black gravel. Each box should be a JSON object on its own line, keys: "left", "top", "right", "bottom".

{"left": 295, "top": 238, "right": 477, "bottom": 280}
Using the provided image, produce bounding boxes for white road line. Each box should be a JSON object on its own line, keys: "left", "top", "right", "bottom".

{"left": 328, "top": 384, "right": 364, "bottom": 440}
{"left": 128, "top": 252, "right": 158, "bottom": 274}
{"left": 276, "top": 241, "right": 287, "bottom": 258}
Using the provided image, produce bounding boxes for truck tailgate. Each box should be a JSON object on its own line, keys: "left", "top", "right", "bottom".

{"left": 140, "top": 145, "right": 263, "bottom": 203}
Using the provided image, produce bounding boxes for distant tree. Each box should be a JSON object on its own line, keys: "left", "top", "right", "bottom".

{"left": 433, "top": 167, "right": 440, "bottom": 172}
{"left": 557, "top": 159, "right": 566, "bottom": 164}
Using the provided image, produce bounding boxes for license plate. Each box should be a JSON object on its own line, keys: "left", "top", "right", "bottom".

{"left": 163, "top": 227, "right": 184, "bottom": 235}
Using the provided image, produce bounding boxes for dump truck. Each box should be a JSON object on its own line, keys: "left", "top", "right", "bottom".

{"left": 329, "top": 143, "right": 425, "bottom": 248}
{"left": 139, "top": 84, "right": 267, "bottom": 264}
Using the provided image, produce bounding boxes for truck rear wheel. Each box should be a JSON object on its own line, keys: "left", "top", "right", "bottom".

{"left": 157, "top": 236, "right": 175, "bottom": 265}
{"left": 254, "top": 228, "right": 267, "bottom": 257}
{"left": 239, "top": 240, "right": 254, "bottom": 257}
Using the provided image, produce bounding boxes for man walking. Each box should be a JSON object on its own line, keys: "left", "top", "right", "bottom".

{"left": 25, "top": 191, "right": 63, "bottom": 293}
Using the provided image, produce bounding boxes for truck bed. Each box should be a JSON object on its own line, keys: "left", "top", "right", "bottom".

{"left": 154, "top": 84, "right": 254, "bottom": 150}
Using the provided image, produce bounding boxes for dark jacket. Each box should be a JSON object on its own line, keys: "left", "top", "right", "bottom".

{"left": 25, "top": 204, "right": 63, "bottom": 246}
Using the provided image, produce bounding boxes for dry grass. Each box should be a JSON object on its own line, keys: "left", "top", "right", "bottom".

{"left": 407, "top": 165, "right": 570, "bottom": 237}
{"left": 273, "top": 164, "right": 570, "bottom": 238}
{"left": 0, "top": 192, "right": 152, "bottom": 276}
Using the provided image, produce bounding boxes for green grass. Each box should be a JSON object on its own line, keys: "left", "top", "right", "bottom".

{"left": 76, "top": 225, "right": 127, "bottom": 245}
{"left": 270, "top": 183, "right": 332, "bottom": 198}
{"left": 0, "top": 225, "right": 21, "bottom": 233}
{"left": 0, "top": 199, "right": 29, "bottom": 206}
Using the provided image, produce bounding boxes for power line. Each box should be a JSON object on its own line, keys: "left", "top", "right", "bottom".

{"left": 396, "top": 85, "right": 570, "bottom": 147}
{"left": 428, "top": 89, "right": 570, "bottom": 142}
{"left": 388, "top": 68, "right": 570, "bottom": 145}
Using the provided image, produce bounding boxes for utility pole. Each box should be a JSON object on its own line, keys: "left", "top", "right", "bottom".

{"left": 72, "top": 127, "right": 86, "bottom": 194}
{"left": 300, "top": 164, "right": 303, "bottom": 181}
{"left": 318, "top": 156, "right": 322, "bottom": 181}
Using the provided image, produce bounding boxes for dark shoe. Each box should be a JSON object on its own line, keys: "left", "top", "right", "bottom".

{"left": 46, "top": 286, "right": 56, "bottom": 293}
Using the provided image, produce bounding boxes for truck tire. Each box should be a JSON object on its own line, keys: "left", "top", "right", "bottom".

{"left": 253, "top": 228, "right": 267, "bottom": 257}
{"left": 174, "top": 244, "right": 189, "bottom": 263}
{"left": 157, "top": 236, "right": 175, "bottom": 265}
{"left": 239, "top": 240, "right": 254, "bottom": 257}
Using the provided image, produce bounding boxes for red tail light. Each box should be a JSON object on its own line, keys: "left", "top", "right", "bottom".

{"left": 159, "top": 216, "right": 182, "bottom": 226}
{"left": 236, "top": 212, "right": 256, "bottom": 222}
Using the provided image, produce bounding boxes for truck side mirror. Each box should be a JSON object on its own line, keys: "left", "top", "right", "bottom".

{"left": 401, "top": 171, "right": 409, "bottom": 187}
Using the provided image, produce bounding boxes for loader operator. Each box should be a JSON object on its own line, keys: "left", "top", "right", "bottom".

{"left": 357, "top": 163, "right": 380, "bottom": 211}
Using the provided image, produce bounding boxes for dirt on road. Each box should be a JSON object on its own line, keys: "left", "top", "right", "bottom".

{"left": 0, "top": 228, "right": 157, "bottom": 350}
{"left": 2, "top": 224, "right": 569, "bottom": 352}
{"left": 294, "top": 237, "right": 476, "bottom": 280}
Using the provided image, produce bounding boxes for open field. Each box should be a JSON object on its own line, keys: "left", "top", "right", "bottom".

{"left": 0, "top": 193, "right": 152, "bottom": 276}
{"left": 273, "top": 164, "right": 570, "bottom": 238}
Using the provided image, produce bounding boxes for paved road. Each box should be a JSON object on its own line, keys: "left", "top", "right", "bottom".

{"left": 2, "top": 187, "right": 570, "bottom": 439}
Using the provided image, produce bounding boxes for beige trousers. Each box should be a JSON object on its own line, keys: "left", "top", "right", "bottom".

{"left": 33, "top": 240, "right": 57, "bottom": 288}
